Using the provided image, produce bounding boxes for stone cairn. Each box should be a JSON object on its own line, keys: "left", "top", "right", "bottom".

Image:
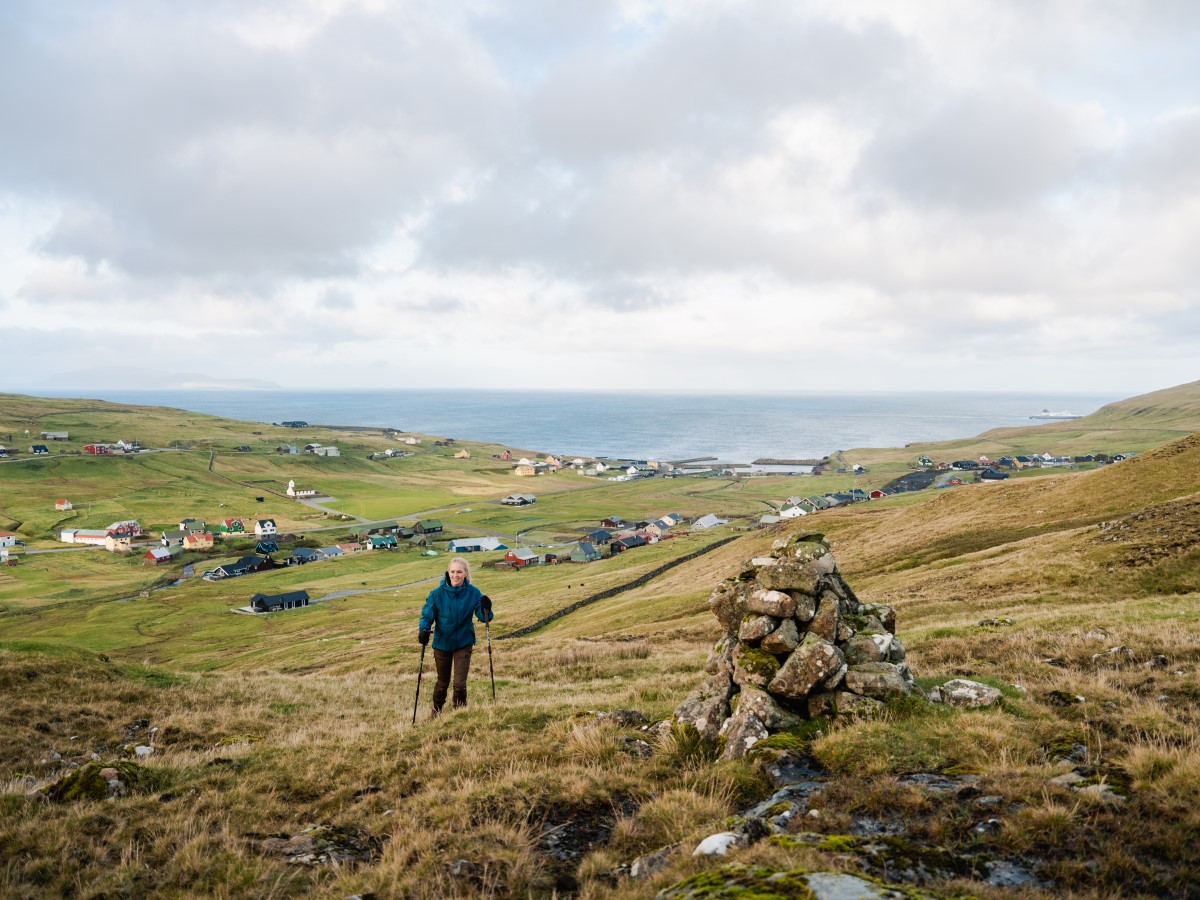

{"left": 674, "top": 530, "right": 920, "bottom": 760}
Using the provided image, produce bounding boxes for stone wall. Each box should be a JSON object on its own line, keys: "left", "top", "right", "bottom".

{"left": 674, "top": 530, "right": 920, "bottom": 760}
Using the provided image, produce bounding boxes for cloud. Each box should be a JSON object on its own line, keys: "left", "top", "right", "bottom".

{"left": 1, "top": 1, "right": 1198, "bottom": 394}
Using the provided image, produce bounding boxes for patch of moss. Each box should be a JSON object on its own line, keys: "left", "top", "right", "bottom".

{"left": 41, "top": 761, "right": 143, "bottom": 803}
{"left": 736, "top": 647, "right": 781, "bottom": 679}
{"left": 815, "top": 834, "right": 860, "bottom": 853}
{"left": 943, "top": 762, "right": 984, "bottom": 776}
{"left": 215, "top": 734, "right": 263, "bottom": 746}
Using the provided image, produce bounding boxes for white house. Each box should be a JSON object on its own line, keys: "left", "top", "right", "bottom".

{"left": 60, "top": 528, "right": 109, "bottom": 546}
{"left": 255, "top": 519, "right": 278, "bottom": 538}
{"left": 779, "top": 504, "right": 807, "bottom": 519}
{"left": 0, "top": 531, "right": 18, "bottom": 548}
{"left": 311, "top": 446, "right": 340, "bottom": 457}
{"left": 691, "top": 514, "right": 729, "bottom": 531}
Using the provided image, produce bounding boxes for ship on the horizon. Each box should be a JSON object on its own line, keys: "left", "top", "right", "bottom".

{"left": 1030, "top": 409, "right": 1082, "bottom": 420}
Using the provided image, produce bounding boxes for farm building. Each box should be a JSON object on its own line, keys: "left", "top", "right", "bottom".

{"left": 691, "top": 514, "right": 728, "bottom": 531}
{"left": 503, "top": 548, "right": 541, "bottom": 568}
{"left": 55, "top": 499, "right": 73, "bottom": 511}
{"left": 611, "top": 535, "right": 647, "bottom": 553}
{"left": 414, "top": 519, "right": 443, "bottom": 535}
{"left": 143, "top": 547, "right": 173, "bottom": 566}
{"left": 501, "top": 494, "right": 537, "bottom": 506}
{"left": 447, "top": 537, "right": 507, "bottom": 553}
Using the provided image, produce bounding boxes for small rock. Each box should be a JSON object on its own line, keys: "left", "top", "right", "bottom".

{"left": 691, "top": 832, "right": 744, "bottom": 857}
{"left": 1148, "top": 655, "right": 1169, "bottom": 670}
{"left": 1048, "top": 771, "right": 1087, "bottom": 787}
{"left": 927, "top": 678, "right": 1002, "bottom": 708}
{"left": 629, "top": 843, "right": 680, "bottom": 879}
{"left": 619, "top": 737, "right": 653, "bottom": 758}
{"left": 974, "top": 795, "right": 1005, "bottom": 809}
{"left": 972, "top": 818, "right": 1003, "bottom": 835}
{"left": 133, "top": 745, "right": 155, "bottom": 758}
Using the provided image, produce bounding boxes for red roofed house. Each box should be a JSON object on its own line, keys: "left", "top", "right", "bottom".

{"left": 55, "top": 499, "right": 73, "bottom": 511}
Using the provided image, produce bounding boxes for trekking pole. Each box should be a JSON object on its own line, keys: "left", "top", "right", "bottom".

{"left": 412, "top": 642, "right": 427, "bottom": 725}
{"left": 485, "top": 619, "right": 496, "bottom": 702}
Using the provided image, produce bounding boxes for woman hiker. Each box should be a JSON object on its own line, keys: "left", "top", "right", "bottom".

{"left": 418, "top": 556, "right": 493, "bottom": 714}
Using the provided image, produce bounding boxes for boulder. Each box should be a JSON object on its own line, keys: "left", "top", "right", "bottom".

{"left": 887, "top": 636, "right": 907, "bottom": 663}
{"left": 843, "top": 662, "right": 917, "bottom": 701}
{"left": 767, "top": 635, "right": 845, "bottom": 701}
{"left": 738, "top": 614, "right": 778, "bottom": 643}
{"left": 758, "top": 559, "right": 823, "bottom": 596}
{"left": 733, "top": 644, "right": 781, "bottom": 689}
{"left": 703, "top": 636, "right": 735, "bottom": 676}
{"left": 718, "top": 707, "right": 769, "bottom": 760}
{"left": 806, "top": 592, "right": 841, "bottom": 642}
{"left": 788, "top": 591, "right": 817, "bottom": 622}
{"left": 807, "top": 690, "right": 885, "bottom": 718}
{"left": 673, "top": 672, "right": 734, "bottom": 742}
{"left": 843, "top": 633, "right": 890, "bottom": 665}
{"left": 735, "top": 684, "right": 803, "bottom": 732}
{"left": 760, "top": 618, "right": 800, "bottom": 654}
{"left": 928, "top": 679, "right": 1003, "bottom": 709}
{"left": 745, "top": 589, "right": 796, "bottom": 618}
{"left": 859, "top": 603, "right": 896, "bottom": 632}
{"left": 822, "top": 662, "right": 848, "bottom": 691}
{"left": 709, "top": 581, "right": 752, "bottom": 635}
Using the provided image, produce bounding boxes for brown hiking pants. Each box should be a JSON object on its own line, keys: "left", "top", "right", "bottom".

{"left": 432, "top": 646, "right": 473, "bottom": 712}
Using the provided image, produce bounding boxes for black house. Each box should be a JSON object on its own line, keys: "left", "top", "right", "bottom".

{"left": 251, "top": 590, "right": 311, "bottom": 612}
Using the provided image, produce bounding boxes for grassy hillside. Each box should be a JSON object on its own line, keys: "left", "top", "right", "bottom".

{"left": 2, "top": 388, "right": 1199, "bottom": 897}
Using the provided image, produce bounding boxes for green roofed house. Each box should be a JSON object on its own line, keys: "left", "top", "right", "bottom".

{"left": 414, "top": 519, "right": 443, "bottom": 535}
{"left": 368, "top": 535, "right": 398, "bottom": 550}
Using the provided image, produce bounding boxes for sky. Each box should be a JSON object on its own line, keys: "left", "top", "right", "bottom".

{"left": 2, "top": 0, "right": 1198, "bottom": 394}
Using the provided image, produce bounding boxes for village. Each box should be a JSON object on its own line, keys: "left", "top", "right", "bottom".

{"left": 0, "top": 416, "right": 1137, "bottom": 616}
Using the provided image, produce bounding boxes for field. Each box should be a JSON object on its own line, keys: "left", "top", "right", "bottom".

{"left": 2, "top": 385, "right": 1200, "bottom": 897}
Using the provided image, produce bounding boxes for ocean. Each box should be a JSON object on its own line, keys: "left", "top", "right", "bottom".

{"left": 55, "top": 389, "right": 1122, "bottom": 464}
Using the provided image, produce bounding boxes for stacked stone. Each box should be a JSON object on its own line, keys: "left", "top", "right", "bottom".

{"left": 673, "top": 531, "right": 920, "bottom": 760}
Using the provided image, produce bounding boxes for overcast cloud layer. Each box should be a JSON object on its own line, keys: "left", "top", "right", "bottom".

{"left": 2, "top": 0, "right": 1198, "bottom": 392}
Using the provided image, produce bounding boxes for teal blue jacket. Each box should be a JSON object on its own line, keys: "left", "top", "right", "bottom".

{"left": 419, "top": 575, "right": 493, "bottom": 652}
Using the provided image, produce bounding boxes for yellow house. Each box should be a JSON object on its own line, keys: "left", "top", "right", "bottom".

{"left": 455, "top": 448, "right": 471, "bottom": 459}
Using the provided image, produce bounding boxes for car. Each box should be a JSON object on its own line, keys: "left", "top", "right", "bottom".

{"left": 14, "top": 540, "right": 25, "bottom": 546}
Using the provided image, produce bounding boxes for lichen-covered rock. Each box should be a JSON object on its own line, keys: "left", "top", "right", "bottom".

{"left": 807, "top": 690, "right": 885, "bottom": 718}
{"left": 859, "top": 603, "right": 896, "bottom": 633}
{"left": 822, "top": 662, "right": 848, "bottom": 691}
{"left": 767, "top": 634, "right": 845, "bottom": 700}
{"left": 928, "top": 678, "right": 1002, "bottom": 708}
{"left": 709, "top": 580, "right": 753, "bottom": 635}
{"left": 788, "top": 591, "right": 817, "bottom": 622}
{"left": 807, "top": 591, "right": 841, "bottom": 642}
{"left": 736, "top": 684, "right": 803, "bottom": 731}
{"left": 843, "top": 633, "right": 892, "bottom": 665}
{"left": 718, "top": 706, "right": 769, "bottom": 760}
{"left": 738, "top": 614, "right": 778, "bottom": 643}
{"left": 673, "top": 672, "right": 734, "bottom": 742}
{"left": 845, "top": 613, "right": 888, "bottom": 635}
{"left": 843, "top": 662, "right": 918, "bottom": 700}
{"left": 703, "top": 636, "right": 735, "bottom": 676}
{"left": 772, "top": 530, "right": 827, "bottom": 555}
{"left": 758, "top": 559, "right": 823, "bottom": 595}
{"left": 745, "top": 589, "right": 796, "bottom": 618}
{"left": 733, "top": 644, "right": 781, "bottom": 688}
{"left": 760, "top": 618, "right": 800, "bottom": 654}
{"left": 887, "top": 636, "right": 907, "bottom": 663}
